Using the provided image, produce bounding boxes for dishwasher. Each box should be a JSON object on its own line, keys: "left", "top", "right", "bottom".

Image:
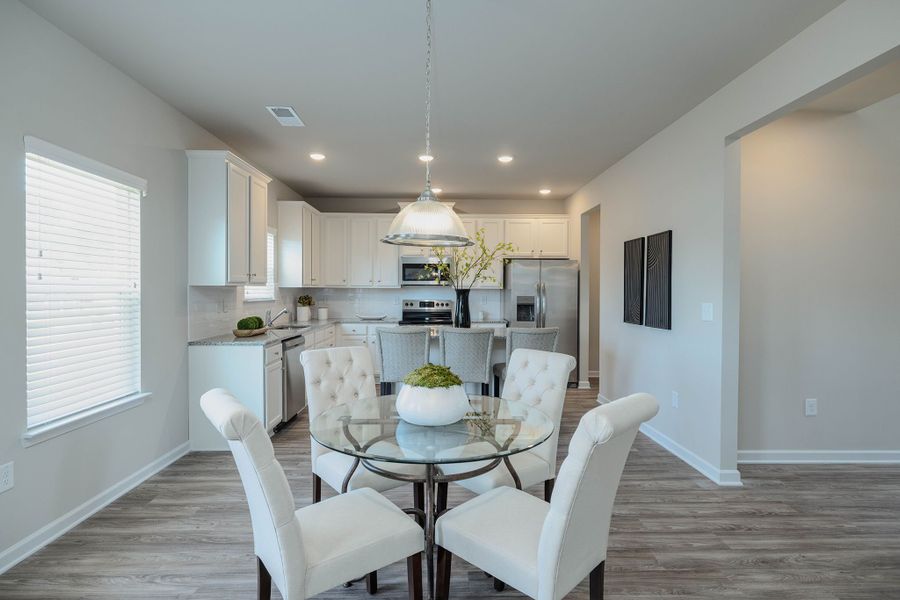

{"left": 279, "top": 334, "right": 307, "bottom": 429}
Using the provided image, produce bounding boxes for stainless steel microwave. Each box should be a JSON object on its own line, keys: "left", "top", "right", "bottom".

{"left": 400, "top": 255, "right": 451, "bottom": 286}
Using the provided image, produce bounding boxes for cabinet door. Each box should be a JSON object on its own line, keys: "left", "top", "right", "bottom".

{"left": 374, "top": 217, "right": 399, "bottom": 287}
{"left": 265, "top": 359, "right": 283, "bottom": 433}
{"left": 477, "top": 218, "right": 504, "bottom": 288}
{"left": 537, "top": 218, "right": 568, "bottom": 257}
{"left": 310, "top": 211, "right": 322, "bottom": 285}
{"left": 248, "top": 176, "right": 268, "bottom": 284}
{"left": 226, "top": 163, "right": 251, "bottom": 283}
{"left": 322, "top": 216, "right": 348, "bottom": 286}
{"left": 504, "top": 219, "right": 536, "bottom": 257}
{"left": 301, "top": 206, "right": 313, "bottom": 286}
{"left": 348, "top": 217, "right": 374, "bottom": 286}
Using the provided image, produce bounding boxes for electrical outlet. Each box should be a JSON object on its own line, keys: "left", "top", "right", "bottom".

{"left": 671, "top": 391, "right": 680, "bottom": 409}
{"left": 701, "top": 303, "right": 714, "bottom": 322}
{"left": 805, "top": 398, "right": 818, "bottom": 417}
{"left": 0, "top": 462, "right": 13, "bottom": 494}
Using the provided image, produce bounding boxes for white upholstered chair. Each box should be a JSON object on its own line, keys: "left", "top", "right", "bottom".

{"left": 301, "top": 346, "right": 426, "bottom": 505}
{"left": 434, "top": 393, "right": 659, "bottom": 600}
{"left": 200, "top": 388, "right": 424, "bottom": 600}
{"left": 438, "top": 349, "right": 575, "bottom": 505}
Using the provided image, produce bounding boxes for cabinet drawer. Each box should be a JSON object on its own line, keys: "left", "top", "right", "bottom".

{"left": 265, "top": 345, "right": 283, "bottom": 365}
{"left": 313, "top": 325, "right": 336, "bottom": 344}
{"left": 339, "top": 323, "right": 368, "bottom": 336}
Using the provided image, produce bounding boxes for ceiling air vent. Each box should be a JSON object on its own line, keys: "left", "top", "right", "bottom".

{"left": 266, "top": 106, "right": 305, "bottom": 127}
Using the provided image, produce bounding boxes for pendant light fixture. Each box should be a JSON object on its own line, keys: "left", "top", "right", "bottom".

{"left": 382, "top": 0, "right": 472, "bottom": 247}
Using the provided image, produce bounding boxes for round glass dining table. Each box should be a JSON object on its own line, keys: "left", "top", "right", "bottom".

{"left": 309, "top": 394, "right": 554, "bottom": 599}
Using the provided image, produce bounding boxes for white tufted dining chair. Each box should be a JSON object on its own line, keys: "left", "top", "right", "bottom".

{"left": 200, "top": 388, "right": 424, "bottom": 600}
{"left": 434, "top": 393, "right": 659, "bottom": 600}
{"left": 300, "top": 347, "right": 426, "bottom": 505}
{"left": 439, "top": 348, "right": 576, "bottom": 504}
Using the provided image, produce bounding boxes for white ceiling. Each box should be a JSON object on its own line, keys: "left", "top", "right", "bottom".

{"left": 25, "top": 0, "right": 841, "bottom": 200}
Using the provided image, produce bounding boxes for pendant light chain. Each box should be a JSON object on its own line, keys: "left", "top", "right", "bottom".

{"left": 424, "top": 0, "right": 433, "bottom": 187}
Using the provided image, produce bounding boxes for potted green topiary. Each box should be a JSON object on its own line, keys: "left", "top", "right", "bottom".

{"left": 233, "top": 316, "right": 266, "bottom": 337}
{"left": 396, "top": 364, "right": 470, "bottom": 426}
{"left": 296, "top": 295, "right": 315, "bottom": 322}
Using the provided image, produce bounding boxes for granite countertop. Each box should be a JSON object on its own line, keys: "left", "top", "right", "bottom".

{"left": 188, "top": 317, "right": 507, "bottom": 347}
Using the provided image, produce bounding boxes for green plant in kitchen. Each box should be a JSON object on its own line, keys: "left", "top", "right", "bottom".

{"left": 402, "top": 364, "right": 463, "bottom": 389}
{"left": 236, "top": 316, "right": 264, "bottom": 330}
{"left": 425, "top": 228, "right": 515, "bottom": 327}
{"left": 297, "top": 295, "right": 315, "bottom": 307}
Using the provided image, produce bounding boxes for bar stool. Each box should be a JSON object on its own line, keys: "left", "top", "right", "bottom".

{"left": 492, "top": 327, "right": 559, "bottom": 396}
{"left": 438, "top": 327, "right": 494, "bottom": 396}
{"left": 375, "top": 327, "right": 430, "bottom": 395}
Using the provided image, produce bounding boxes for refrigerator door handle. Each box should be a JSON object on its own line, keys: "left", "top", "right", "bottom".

{"left": 540, "top": 282, "right": 547, "bottom": 327}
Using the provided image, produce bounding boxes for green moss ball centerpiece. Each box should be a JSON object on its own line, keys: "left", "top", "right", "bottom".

{"left": 396, "top": 364, "right": 470, "bottom": 426}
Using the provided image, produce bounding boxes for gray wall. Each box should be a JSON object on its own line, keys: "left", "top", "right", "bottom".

{"left": 0, "top": 1, "right": 298, "bottom": 564}
{"left": 565, "top": 1, "right": 900, "bottom": 482}
{"left": 306, "top": 196, "right": 566, "bottom": 214}
{"left": 739, "top": 98, "right": 900, "bottom": 454}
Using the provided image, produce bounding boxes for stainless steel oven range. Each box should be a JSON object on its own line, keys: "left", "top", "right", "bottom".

{"left": 399, "top": 299, "right": 453, "bottom": 325}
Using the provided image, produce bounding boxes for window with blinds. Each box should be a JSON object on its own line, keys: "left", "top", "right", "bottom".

{"left": 25, "top": 138, "right": 145, "bottom": 429}
{"left": 244, "top": 230, "right": 276, "bottom": 302}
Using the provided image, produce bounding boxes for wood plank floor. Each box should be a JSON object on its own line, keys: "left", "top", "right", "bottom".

{"left": 1, "top": 386, "right": 898, "bottom": 599}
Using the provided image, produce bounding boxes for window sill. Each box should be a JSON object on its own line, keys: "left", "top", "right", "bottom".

{"left": 22, "top": 392, "right": 150, "bottom": 448}
{"left": 243, "top": 297, "right": 277, "bottom": 303}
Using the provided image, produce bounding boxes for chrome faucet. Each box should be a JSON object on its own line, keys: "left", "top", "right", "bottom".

{"left": 266, "top": 307, "right": 289, "bottom": 327}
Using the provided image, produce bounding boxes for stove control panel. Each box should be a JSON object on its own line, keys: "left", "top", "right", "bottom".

{"left": 402, "top": 300, "right": 452, "bottom": 310}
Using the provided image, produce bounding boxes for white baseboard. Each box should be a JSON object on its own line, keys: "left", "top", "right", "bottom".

{"left": 738, "top": 449, "right": 900, "bottom": 464}
{"left": 577, "top": 380, "right": 592, "bottom": 390}
{"left": 639, "top": 423, "right": 743, "bottom": 487}
{"left": 0, "top": 442, "right": 190, "bottom": 575}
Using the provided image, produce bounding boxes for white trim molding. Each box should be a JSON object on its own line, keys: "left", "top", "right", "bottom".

{"left": 22, "top": 393, "right": 150, "bottom": 447}
{"left": 24, "top": 136, "right": 148, "bottom": 194}
{"left": 0, "top": 442, "right": 189, "bottom": 575}
{"left": 577, "top": 380, "right": 592, "bottom": 390}
{"left": 738, "top": 450, "right": 900, "bottom": 464}
{"left": 640, "top": 423, "right": 743, "bottom": 487}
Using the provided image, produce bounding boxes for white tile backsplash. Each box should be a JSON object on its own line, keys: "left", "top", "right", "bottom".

{"left": 188, "top": 285, "right": 505, "bottom": 340}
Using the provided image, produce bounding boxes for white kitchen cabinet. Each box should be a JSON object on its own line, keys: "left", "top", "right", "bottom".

{"left": 336, "top": 322, "right": 398, "bottom": 377}
{"left": 189, "top": 343, "right": 280, "bottom": 450}
{"left": 374, "top": 218, "right": 399, "bottom": 287}
{"left": 503, "top": 217, "right": 569, "bottom": 258}
{"left": 536, "top": 218, "right": 569, "bottom": 257}
{"left": 346, "top": 217, "right": 400, "bottom": 288}
{"left": 348, "top": 217, "right": 374, "bottom": 286}
{"left": 462, "top": 218, "right": 504, "bottom": 288}
{"left": 278, "top": 201, "right": 322, "bottom": 287}
{"left": 322, "top": 216, "right": 349, "bottom": 286}
{"left": 504, "top": 219, "right": 536, "bottom": 256}
{"left": 264, "top": 345, "right": 283, "bottom": 433}
{"left": 188, "top": 150, "right": 272, "bottom": 286}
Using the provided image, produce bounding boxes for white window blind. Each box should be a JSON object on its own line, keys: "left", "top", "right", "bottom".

{"left": 25, "top": 140, "right": 144, "bottom": 429}
{"left": 244, "top": 230, "right": 276, "bottom": 302}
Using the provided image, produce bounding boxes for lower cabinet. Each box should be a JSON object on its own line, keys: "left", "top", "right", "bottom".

{"left": 189, "top": 343, "right": 283, "bottom": 451}
{"left": 338, "top": 322, "right": 398, "bottom": 377}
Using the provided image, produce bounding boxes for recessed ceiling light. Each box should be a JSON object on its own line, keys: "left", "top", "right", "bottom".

{"left": 418, "top": 154, "right": 434, "bottom": 162}
{"left": 539, "top": 188, "right": 552, "bottom": 195}
{"left": 309, "top": 153, "right": 326, "bottom": 161}
{"left": 497, "top": 155, "right": 514, "bottom": 163}
{"left": 432, "top": 187, "right": 442, "bottom": 194}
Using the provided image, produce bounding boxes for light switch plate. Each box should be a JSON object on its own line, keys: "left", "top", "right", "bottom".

{"left": 671, "top": 391, "right": 680, "bottom": 408}
{"left": 805, "top": 398, "right": 818, "bottom": 417}
{"left": 701, "top": 303, "right": 714, "bottom": 322}
{"left": 0, "top": 462, "right": 13, "bottom": 494}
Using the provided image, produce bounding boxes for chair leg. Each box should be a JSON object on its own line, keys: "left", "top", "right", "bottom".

{"left": 366, "top": 571, "right": 378, "bottom": 594}
{"left": 493, "top": 375, "right": 501, "bottom": 397}
{"left": 413, "top": 482, "right": 425, "bottom": 527}
{"left": 589, "top": 561, "right": 605, "bottom": 600}
{"left": 381, "top": 381, "right": 392, "bottom": 395}
{"left": 312, "top": 473, "right": 322, "bottom": 503}
{"left": 257, "top": 556, "right": 271, "bottom": 600}
{"left": 493, "top": 577, "right": 506, "bottom": 592}
{"left": 435, "top": 547, "right": 451, "bottom": 600}
{"left": 544, "top": 478, "right": 555, "bottom": 502}
{"left": 481, "top": 382, "right": 490, "bottom": 396}
{"left": 436, "top": 482, "right": 448, "bottom": 515}
{"left": 408, "top": 552, "right": 424, "bottom": 600}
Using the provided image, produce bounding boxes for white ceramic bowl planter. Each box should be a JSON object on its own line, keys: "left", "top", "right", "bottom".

{"left": 396, "top": 384, "right": 470, "bottom": 426}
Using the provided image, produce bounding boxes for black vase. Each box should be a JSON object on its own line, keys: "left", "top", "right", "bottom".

{"left": 454, "top": 289, "right": 471, "bottom": 328}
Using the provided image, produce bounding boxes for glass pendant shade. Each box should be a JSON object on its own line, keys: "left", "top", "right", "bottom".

{"left": 382, "top": 188, "right": 472, "bottom": 247}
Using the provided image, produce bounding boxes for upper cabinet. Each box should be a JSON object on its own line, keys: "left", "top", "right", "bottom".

{"left": 278, "top": 201, "right": 322, "bottom": 287}
{"left": 188, "top": 151, "right": 271, "bottom": 286}
{"left": 504, "top": 217, "right": 568, "bottom": 258}
{"left": 321, "top": 215, "right": 349, "bottom": 286}
{"left": 462, "top": 218, "right": 505, "bottom": 288}
{"left": 347, "top": 216, "right": 400, "bottom": 288}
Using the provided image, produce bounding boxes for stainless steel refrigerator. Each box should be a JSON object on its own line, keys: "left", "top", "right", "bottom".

{"left": 503, "top": 259, "right": 579, "bottom": 384}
